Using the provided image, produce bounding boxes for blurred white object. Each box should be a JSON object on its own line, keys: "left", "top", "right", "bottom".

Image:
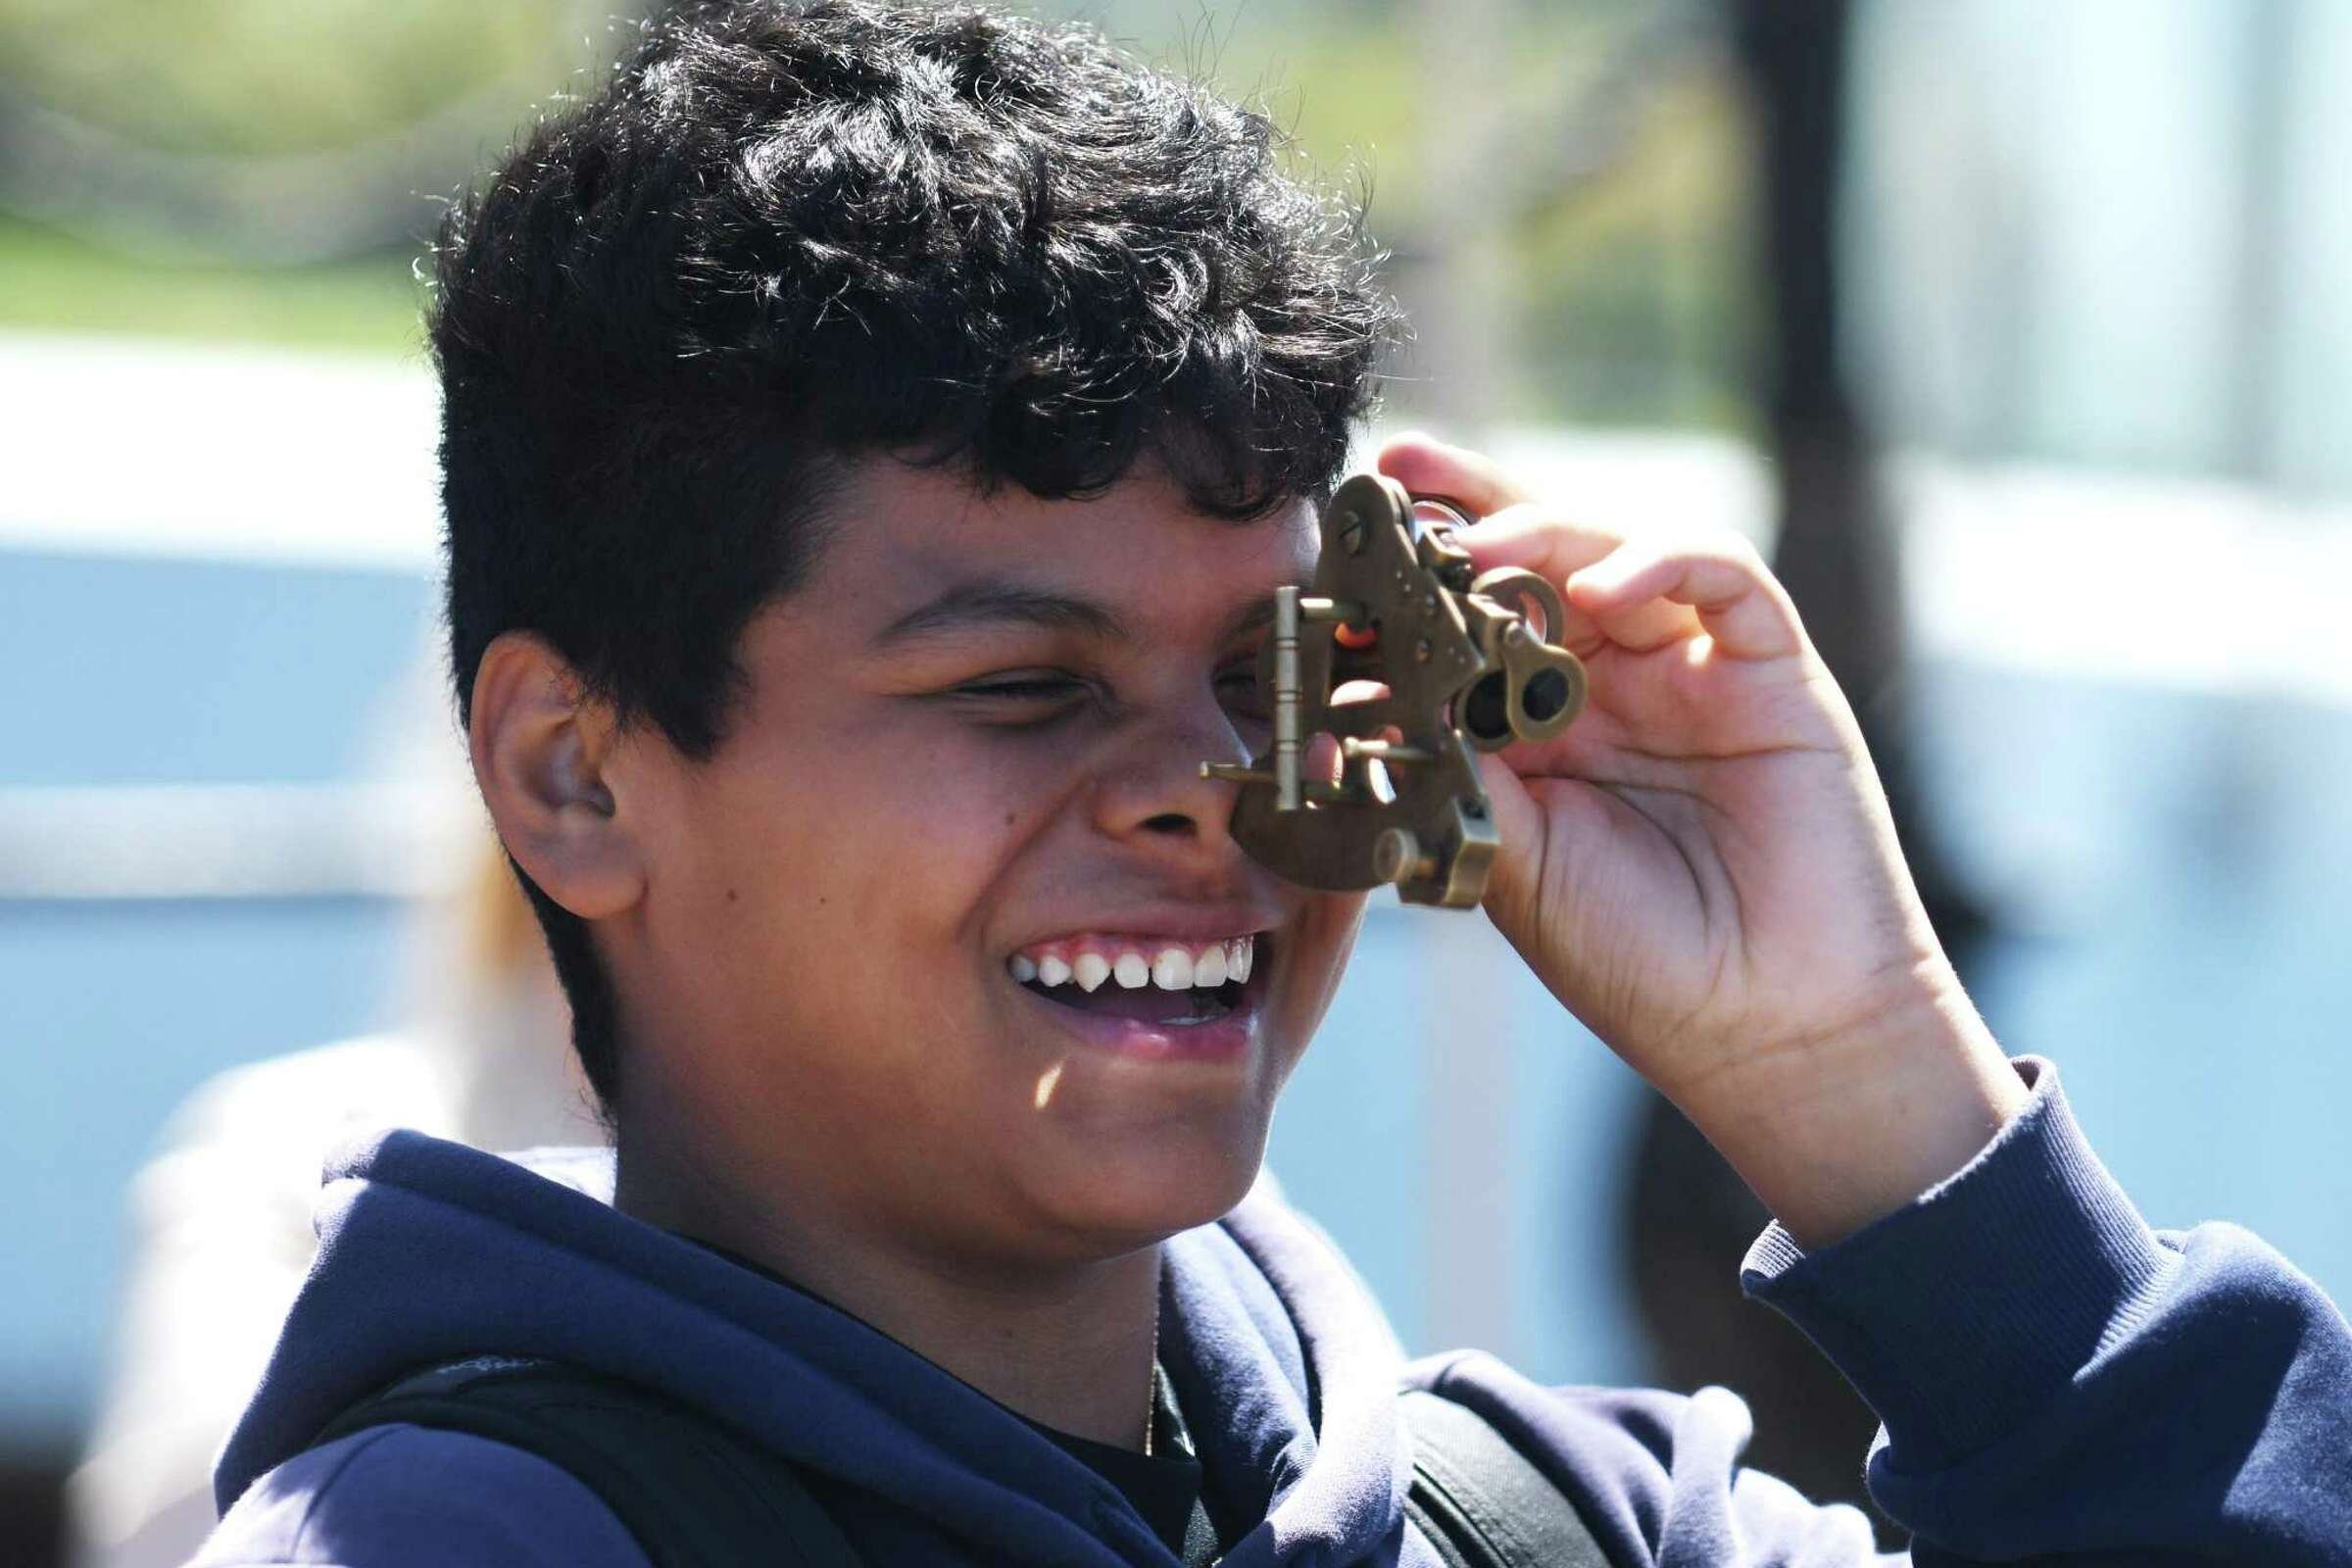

{"left": 0, "top": 782, "right": 471, "bottom": 900}
{"left": 57, "top": 629, "right": 596, "bottom": 1568}
{"left": 0, "top": 332, "right": 438, "bottom": 570}
{"left": 63, "top": 841, "right": 595, "bottom": 1568}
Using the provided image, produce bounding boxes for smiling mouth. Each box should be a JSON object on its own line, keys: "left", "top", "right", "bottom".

{"left": 1009, "top": 934, "right": 1262, "bottom": 1027}
{"left": 1025, "top": 975, "right": 1247, "bottom": 1025}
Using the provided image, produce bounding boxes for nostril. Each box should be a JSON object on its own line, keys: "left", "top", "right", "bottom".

{"left": 1141, "top": 811, "right": 1194, "bottom": 836}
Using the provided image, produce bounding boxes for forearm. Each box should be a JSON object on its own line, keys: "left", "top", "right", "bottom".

{"left": 1669, "top": 962, "right": 2030, "bottom": 1249}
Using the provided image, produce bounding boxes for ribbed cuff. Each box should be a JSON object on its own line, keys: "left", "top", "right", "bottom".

{"left": 1740, "top": 1057, "right": 2170, "bottom": 1470}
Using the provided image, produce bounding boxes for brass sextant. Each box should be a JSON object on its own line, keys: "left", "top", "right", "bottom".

{"left": 1202, "top": 473, "right": 1588, "bottom": 908}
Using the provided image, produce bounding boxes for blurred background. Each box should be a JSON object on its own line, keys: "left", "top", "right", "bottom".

{"left": 5, "top": 0, "right": 2350, "bottom": 1562}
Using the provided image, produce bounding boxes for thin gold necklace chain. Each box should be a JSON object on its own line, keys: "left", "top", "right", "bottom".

{"left": 1144, "top": 1309, "right": 1161, "bottom": 1457}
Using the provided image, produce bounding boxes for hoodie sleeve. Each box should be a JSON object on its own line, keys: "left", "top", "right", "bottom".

{"left": 1739, "top": 1054, "right": 2352, "bottom": 1563}
{"left": 188, "top": 1426, "right": 651, "bottom": 1568}
{"left": 1413, "top": 1056, "right": 2352, "bottom": 1566}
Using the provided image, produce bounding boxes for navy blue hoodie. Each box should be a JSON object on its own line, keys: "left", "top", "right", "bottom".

{"left": 196, "top": 1059, "right": 2352, "bottom": 1565}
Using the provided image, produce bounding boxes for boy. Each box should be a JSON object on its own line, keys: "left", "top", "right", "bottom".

{"left": 196, "top": 4, "right": 2352, "bottom": 1564}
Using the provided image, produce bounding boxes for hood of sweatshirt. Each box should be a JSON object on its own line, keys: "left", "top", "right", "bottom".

{"left": 214, "top": 1130, "right": 1414, "bottom": 1568}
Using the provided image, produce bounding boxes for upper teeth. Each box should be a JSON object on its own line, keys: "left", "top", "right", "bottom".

{"left": 1009, "top": 935, "right": 1256, "bottom": 992}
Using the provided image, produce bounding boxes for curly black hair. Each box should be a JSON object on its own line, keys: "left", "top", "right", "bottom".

{"left": 433, "top": 0, "right": 1397, "bottom": 1105}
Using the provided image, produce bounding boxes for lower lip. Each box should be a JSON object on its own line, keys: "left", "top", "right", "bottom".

{"left": 1012, "top": 959, "right": 1267, "bottom": 1065}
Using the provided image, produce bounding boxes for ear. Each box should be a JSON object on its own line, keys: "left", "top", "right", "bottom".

{"left": 468, "top": 632, "right": 647, "bottom": 921}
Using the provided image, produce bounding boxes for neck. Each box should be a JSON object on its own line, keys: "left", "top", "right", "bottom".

{"left": 612, "top": 1132, "right": 1163, "bottom": 1451}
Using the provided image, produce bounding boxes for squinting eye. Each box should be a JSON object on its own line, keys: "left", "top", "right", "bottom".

{"left": 956, "top": 673, "right": 1089, "bottom": 703}
{"left": 1216, "top": 662, "right": 1268, "bottom": 716}
{"left": 944, "top": 669, "right": 1113, "bottom": 723}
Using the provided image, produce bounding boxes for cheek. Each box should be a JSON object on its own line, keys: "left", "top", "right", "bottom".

{"left": 671, "top": 723, "right": 1060, "bottom": 968}
{"left": 1270, "top": 893, "right": 1368, "bottom": 1062}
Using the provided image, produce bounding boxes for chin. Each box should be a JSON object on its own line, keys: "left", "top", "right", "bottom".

{"left": 1018, "top": 1114, "right": 1274, "bottom": 1260}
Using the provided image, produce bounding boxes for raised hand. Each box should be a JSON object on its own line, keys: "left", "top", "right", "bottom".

{"left": 1379, "top": 434, "right": 2027, "bottom": 1245}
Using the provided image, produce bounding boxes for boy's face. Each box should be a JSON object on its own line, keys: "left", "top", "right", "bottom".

{"left": 605, "top": 460, "right": 1366, "bottom": 1265}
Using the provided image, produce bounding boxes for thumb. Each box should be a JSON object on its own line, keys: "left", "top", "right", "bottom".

{"left": 1473, "top": 750, "right": 1549, "bottom": 941}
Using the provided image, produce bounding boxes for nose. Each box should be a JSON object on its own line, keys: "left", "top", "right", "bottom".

{"left": 1089, "top": 689, "right": 1252, "bottom": 859}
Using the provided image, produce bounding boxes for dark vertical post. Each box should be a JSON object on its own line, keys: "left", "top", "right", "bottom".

{"left": 1732, "top": 0, "right": 1982, "bottom": 965}
{"left": 1620, "top": 8, "right": 1968, "bottom": 1545}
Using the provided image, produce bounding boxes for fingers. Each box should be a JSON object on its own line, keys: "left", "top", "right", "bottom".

{"left": 1566, "top": 535, "right": 1803, "bottom": 662}
{"left": 1375, "top": 432, "right": 1535, "bottom": 514}
{"left": 1454, "top": 501, "right": 1621, "bottom": 581}
{"left": 1372, "top": 435, "right": 1802, "bottom": 662}
{"left": 1446, "top": 504, "right": 1613, "bottom": 655}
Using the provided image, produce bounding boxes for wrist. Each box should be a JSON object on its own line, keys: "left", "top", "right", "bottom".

{"left": 1670, "top": 966, "right": 2032, "bottom": 1249}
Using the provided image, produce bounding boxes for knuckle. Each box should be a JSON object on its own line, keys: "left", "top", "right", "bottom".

{"left": 1697, "top": 528, "right": 1763, "bottom": 567}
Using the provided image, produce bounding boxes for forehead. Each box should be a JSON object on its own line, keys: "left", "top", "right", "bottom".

{"left": 806, "top": 457, "right": 1319, "bottom": 632}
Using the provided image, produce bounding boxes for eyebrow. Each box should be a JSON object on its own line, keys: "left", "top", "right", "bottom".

{"left": 871, "top": 578, "right": 1131, "bottom": 649}
{"left": 869, "top": 572, "right": 1308, "bottom": 652}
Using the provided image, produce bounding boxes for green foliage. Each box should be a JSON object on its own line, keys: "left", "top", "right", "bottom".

{"left": 1509, "top": 69, "right": 1755, "bottom": 432}
{"left": 0, "top": 217, "right": 422, "bottom": 352}
{"left": 0, "top": 0, "right": 604, "bottom": 155}
{"left": 0, "top": 0, "right": 1757, "bottom": 428}
{"left": 1111, "top": 0, "right": 1757, "bottom": 431}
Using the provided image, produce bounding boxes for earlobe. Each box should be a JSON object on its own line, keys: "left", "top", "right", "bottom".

{"left": 468, "top": 632, "right": 647, "bottom": 921}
